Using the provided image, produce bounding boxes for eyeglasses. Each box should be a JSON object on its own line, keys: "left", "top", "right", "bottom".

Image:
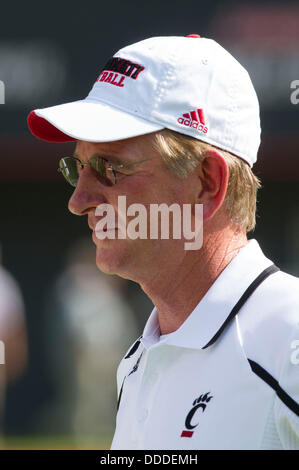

{"left": 57, "top": 155, "right": 159, "bottom": 187}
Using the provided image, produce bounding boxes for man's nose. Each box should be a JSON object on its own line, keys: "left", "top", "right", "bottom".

{"left": 68, "top": 168, "right": 106, "bottom": 216}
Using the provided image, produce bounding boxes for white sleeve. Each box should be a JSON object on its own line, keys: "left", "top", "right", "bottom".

{"left": 275, "top": 323, "right": 299, "bottom": 449}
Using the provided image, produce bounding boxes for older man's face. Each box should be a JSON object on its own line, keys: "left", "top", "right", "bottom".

{"left": 68, "top": 133, "right": 200, "bottom": 282}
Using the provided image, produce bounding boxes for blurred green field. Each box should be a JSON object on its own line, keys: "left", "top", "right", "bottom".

{"left": 0, "top": 435, "right": 111, "bottom": 450}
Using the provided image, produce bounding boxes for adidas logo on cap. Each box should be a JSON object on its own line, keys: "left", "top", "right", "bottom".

{"left": 177, "top": 109, "right": 208, "bottom": 134}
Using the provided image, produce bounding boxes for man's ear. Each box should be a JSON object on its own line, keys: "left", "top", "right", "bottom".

{"left": 197, "top": 148, "right": 229, "bottom": 221}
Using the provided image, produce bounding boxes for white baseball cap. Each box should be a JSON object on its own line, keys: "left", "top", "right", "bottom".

{"left": 28, "top": 34, "right": 261, "bottom": 167}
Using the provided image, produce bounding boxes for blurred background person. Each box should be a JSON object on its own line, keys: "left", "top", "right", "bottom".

{"left": 0, "top": 246, "right": 28, "bottom": 441}
{"left": 38, "top": 238, "right": 139, "bottom": 447}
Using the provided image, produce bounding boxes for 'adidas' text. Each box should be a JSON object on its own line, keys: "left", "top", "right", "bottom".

{"left": 177, "top": 108, "right": 208, "bottom": 134}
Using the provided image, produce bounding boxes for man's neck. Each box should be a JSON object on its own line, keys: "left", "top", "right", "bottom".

{"left": 140, "top": 230, "right": 248, "bottom": 335}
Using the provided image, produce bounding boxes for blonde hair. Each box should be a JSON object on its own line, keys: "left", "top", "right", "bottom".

{"left": 153, "top": 129, "right": 261, "bottom": 232}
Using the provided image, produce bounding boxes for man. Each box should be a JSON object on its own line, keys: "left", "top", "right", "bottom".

{"left": 27, "top": 34, "right": 299, "bottom": 449}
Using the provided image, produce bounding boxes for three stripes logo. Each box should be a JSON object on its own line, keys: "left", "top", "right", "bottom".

{"left": 177, "top": 108, "right": 208, "bottom": 134}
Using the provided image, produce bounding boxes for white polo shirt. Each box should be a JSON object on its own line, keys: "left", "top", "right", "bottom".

{"left": 111, "top": 240, "right": 299, "bottom": 450}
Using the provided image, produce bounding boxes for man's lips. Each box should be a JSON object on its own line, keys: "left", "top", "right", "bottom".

{"left": 95, "top": 227, "right": 118, "bottom": 232}
{"left": 88, "top": 220, "right": 96, "bottom": 231}
{"left": 88, "top": 217, "right": 120, "bottom": 240}
{"left": 92, "top": 227, "right": 119, "bottom": 243}
{"left": 88, "top": 218, "right": 118, "bottom": 232}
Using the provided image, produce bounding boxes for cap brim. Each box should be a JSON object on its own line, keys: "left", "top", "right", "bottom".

{"left": 27, "top": 100, "right": 164, "bottom": 143}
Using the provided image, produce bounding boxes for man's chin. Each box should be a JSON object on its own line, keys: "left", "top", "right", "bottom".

{"left": 94, "top": 242, "right": 130, "bottom": 278}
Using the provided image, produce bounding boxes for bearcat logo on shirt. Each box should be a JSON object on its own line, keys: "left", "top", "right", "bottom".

{"left": 97, "top": 56, "right": 145, "bottom": 88}
{"left": 177, "top": 108, "right": 208, "bottom": 134}
{"left": 181, "top": 392, "right": 213, "bottom": 438}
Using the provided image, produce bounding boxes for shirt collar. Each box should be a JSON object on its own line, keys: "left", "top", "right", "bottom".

{"left": 141, "top": 239, "right": 273, "bottom": 350}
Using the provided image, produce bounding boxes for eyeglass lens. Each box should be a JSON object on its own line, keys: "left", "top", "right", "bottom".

{"left": 58, "top": 156, "right": 116, "bottom": 187}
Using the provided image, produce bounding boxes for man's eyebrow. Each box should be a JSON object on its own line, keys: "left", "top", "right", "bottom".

{"left": 72, "top": 152, "right": 126, "bottom": 165}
